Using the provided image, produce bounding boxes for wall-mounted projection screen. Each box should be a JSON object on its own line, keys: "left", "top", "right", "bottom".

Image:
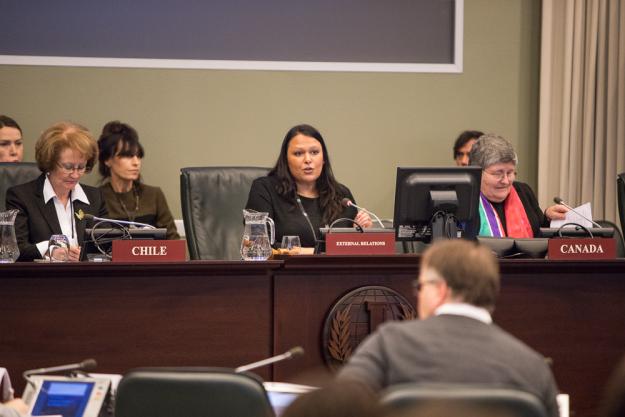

{"left": 0, "top": 0, "right": 462, "bottom": 73}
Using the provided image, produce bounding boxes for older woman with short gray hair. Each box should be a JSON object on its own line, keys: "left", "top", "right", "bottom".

{"left": 469, "top": 134, "right": 567, "bottom": 237}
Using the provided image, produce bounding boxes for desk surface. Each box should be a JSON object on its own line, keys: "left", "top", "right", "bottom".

{"left": 1, "top": 256, "right": 624, "bottom": 417}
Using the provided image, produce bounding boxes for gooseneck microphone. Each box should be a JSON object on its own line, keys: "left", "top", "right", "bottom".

{"left": 235, "top": 346, "right": 304, "bottom": 373}
{"left": 341, "top": 198, "right": 385, "bottom": 228}
{"left": 295, "top": 197, "right": 319, "bottom": 242}
{"left": 23, "top": 358, "right": 98, "bottom": 387}
{"left": 75, "top": 210, "right": 155, "bottom": 229}
{"left": 553, "top": 197, "right": 602, "bottom": 228}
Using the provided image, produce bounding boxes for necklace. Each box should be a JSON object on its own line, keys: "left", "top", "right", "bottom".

{"left": 114, "top": 183, "right": 140, "bottom": 222}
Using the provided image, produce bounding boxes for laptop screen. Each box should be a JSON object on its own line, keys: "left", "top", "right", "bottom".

{"left": 31, "top": 380, "right": 94, "bottom": 417}
{"left": 264, "top": 382, "right": 316, "bottom": 417}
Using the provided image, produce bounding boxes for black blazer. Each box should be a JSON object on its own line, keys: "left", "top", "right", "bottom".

{"left": 6, "top": 174, "right": 108, "bottom": 261}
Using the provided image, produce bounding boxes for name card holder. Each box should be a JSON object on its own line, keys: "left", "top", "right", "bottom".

{"left": 112, "top": 240, "right": 186, "bottom": 262}
{"left": 547, "top": 237, "right": 616, "bottom": 260}
{"left": 325, "top": 232, "right": 396, "bottom": 255}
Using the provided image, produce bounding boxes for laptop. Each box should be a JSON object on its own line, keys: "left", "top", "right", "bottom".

{"left": 264, "top": 382, "right": 316, "bottom": 416}
{"left": 23, "top": 375, "right": 111, "bottom": 417}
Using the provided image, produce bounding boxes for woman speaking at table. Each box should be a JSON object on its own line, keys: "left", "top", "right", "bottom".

{"left": 6, "top": 121, "right": 107, "bottom": 261}
{"left": 245, "top": 124, "right": 372, "bottom": 248}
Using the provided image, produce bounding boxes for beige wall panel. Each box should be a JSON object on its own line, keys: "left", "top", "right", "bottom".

{"left": 0, "top": 0, "right": 540, "bottom": 220}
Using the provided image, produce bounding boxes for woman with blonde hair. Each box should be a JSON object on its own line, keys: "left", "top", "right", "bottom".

{"left": 6, "top": 121, "right": 107, "bottom": 261}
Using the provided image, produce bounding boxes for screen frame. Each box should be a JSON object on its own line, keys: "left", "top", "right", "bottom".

{"left": 393, "top": 166, "right": 482, "bottom": 242}
{"left": 25, "top": 376, "right": 110, "bottom": 417}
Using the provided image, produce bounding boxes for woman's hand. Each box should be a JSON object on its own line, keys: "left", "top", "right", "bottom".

{"left": 545, "top": 204, "right": 568, "bottom": 221}
{"left": 354, "top": 210, "right": 373, "bottom": 228}
{"left": 68, "top": 246, "right": 82, "bottom": 262}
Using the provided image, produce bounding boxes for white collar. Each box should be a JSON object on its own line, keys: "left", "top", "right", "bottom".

{"left": 435, "top": 302, "right": 492, "bottom": 324}
{"left": 43, "top": 176, "right": 90, "bottom": 205}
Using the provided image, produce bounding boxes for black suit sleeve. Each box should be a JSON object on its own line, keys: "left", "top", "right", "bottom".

{"left": 96, "top": 187, "right": 108, "bottom": 218}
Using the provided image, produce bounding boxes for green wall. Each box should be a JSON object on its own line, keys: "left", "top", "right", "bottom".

{"left": 0, "top": 0, "right": 541, "bottom": 220}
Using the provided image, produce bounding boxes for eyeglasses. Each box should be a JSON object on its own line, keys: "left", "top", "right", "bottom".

{"left": 413, "top": 279, "right": 442, "bottom": 292}
{"left": 484, "top": 169, "right": 516, "bottom": 181}
{"left": 57, "top": 162, "right": 87, "bottom": 174}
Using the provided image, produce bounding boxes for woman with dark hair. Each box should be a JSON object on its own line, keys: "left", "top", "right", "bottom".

{"left": 97, "top": 121, "right": 179, "bottom": 240}
{"left": 0, "top": 115, "right": 24, "bottom": 162}
{"left": 245, "top": 124, "right": 372, "bottom": 248}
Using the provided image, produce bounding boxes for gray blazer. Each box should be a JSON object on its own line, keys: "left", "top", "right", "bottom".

{"left": 338, "top": 314, "right": 559, "bottom": 417}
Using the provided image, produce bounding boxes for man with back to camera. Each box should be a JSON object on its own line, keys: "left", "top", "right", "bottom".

{"left": 0, "top": 115, "right": 24, "bottom": 163}
{"left": 453, "top": 130, "right": 483, "bottom": 166}
{"left": 337, "top": 240, "right": 559, "bottom": 417}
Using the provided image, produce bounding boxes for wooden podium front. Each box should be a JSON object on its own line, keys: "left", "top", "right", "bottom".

{"left": 1, "top": 257, "right": 624, "bottom": 417}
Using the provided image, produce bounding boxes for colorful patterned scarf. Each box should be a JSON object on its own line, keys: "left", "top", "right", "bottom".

{"left": 478, "top": 186, "right": 533, "bottom": 238}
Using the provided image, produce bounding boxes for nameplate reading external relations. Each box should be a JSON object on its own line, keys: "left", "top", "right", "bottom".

{"left": 112, "top": 240, "right": 186, "bottom": 262}
{"left": 325, "top": 232, "right": 395, "bottom": 255}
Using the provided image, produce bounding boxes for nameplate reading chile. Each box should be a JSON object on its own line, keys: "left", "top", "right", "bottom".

{"left": 326, "top": 232, "right": 395, "bottom": 255}
{"left": 112, "top": 240, "right": 186, "bottom": 262}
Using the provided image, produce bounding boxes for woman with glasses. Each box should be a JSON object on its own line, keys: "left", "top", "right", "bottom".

{"left": 6, "top": 121, "right": 107, "bottom": 261}
{"left": 96, "top": 121, "right": 179, "bottom": 240}
{"left": 469, "top": 133, "right": 567, "bottom": 237}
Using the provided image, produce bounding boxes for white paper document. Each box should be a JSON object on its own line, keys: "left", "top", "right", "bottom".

{"left": 550, "top": 202, "right": 594, "bottom": 228}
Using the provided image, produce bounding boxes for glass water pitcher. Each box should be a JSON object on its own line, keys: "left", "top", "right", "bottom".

{"left": 0, "top": 209, "right": 20, "bottom": 263}
{"left": 241, "top": 209, "right": 275, "bottom": 261}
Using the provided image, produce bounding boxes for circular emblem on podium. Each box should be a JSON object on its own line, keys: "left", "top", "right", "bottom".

{"left": 321, "top": 285, "right": 417, "bottom": 371}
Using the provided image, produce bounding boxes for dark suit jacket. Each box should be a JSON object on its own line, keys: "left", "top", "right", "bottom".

{"left": 5, "top": 174, "right": 108, "bottom": 261}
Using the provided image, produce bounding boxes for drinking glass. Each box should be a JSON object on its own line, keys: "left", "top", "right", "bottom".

{"left": 46, "top": 234, "right": 70, "bottom": 262}
{"left": 281, "top": 236, "right": 301, "bottom": 254}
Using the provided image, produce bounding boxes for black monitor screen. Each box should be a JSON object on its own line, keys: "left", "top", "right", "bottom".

{"left": 31, "top": 380, "right": 94, "bottom": 417}
{"left": 393, "top": 167, "right": 482, "bottom": 241}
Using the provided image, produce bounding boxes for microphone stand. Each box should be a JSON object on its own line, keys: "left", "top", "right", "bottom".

{"left": 235, "top": 347, "right": 304, "bottom": 373}
{"left": 346, "top": 201, "right": 385, "bottom": 228}
{"left": 553, "top": 198, "right": 602, "bottom": 228}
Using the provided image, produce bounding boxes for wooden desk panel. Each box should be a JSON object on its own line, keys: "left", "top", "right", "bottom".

{"left": 273, "top": 256, "right": 625, "bottom": 417}
{"left": 1, "top": 257, "right": 624, "bottom": 417}
{"left": 0, "top": 261, "right": 279, "bottom": 385}
{"left": 273, "top": 255, "right": 418, "bottom": 380}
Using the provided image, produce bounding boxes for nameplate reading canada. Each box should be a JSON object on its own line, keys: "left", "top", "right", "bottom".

{"left": 326, "top": 232, "right": 395, "bottom": 255}
{"left": 547, "top": 237, "right": 616, "bottom": 260}
{"left": 112, "top": 240, "right": 186, "bottom": 262}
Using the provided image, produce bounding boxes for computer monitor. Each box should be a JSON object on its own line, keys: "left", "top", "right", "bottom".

{"left": 393, "top": 167, "right": 482, "bottom": 242}
{"left": 82, "top": 227, "right": 167, "bottom": 259}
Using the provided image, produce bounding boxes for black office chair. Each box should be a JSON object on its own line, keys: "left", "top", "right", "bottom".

{"left": 596, "top": 219, "right": 625, "bottom": 258}
{"left": 180, "top": 166, "right": 269, "bottom": 260}
{"left": 380, "top": 384, "right": 547, "bottom": 417}
{"left": 115, "top": 368, "right": 275, "bottom": 417}
{"left": 618, "top": 173, "right": 625, "bottom": 233}
{"left": 0, "top": 162, "right": 41, "bottom": 210}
